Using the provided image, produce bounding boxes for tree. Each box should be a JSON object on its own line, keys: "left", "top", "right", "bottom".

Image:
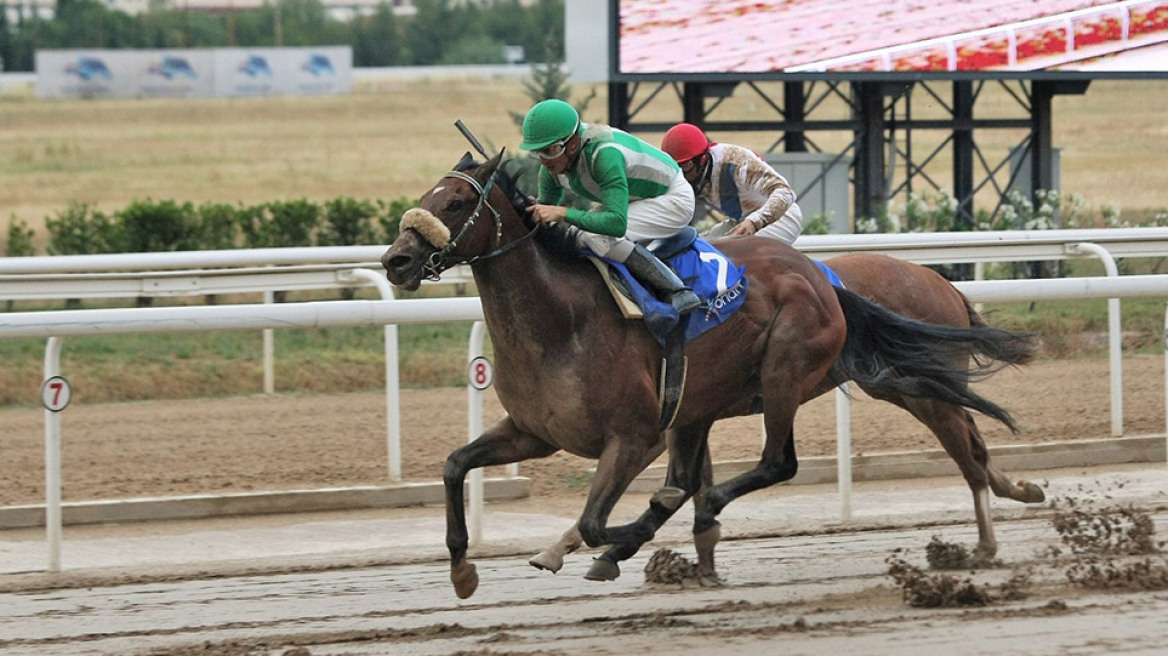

{"left": 352, "top": 2, "right": 402, "bottom": 67}
{"left": 405, "top": 0, "right": 458, "bottom": 65}
{"left": 508, "top": 34, "right": 596, "bottom": 129}
{"left": 0, "top": 0, "right": 566, "bottom": 70}
{"left": 440, "top": 34, "right": 507, "bottom": 65}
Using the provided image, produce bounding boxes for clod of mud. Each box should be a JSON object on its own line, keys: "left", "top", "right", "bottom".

{"left": 643, "top": 548, "right": 721, "bottom": 588}
{"left": 925, "top": 535, "right": 1001, "bottom": 570}
{"left": 1065, "top": 554, "right": 1168, "bottom": 589}
{"left": 886, "top": 546, "right": 1032, "bottom": 608}
{"left": 1048, "top": 483, "right": 1168, "bottom": 590}
{"left": 1050, "top": 494, "right": 1163, "bottom": 556}
{"left": 886, "top": 552, "right": 994, "bottom": 607}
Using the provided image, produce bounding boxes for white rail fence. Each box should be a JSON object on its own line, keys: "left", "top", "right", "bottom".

{"left": 4, "top": 228, "right": 1168, "bottom": 572}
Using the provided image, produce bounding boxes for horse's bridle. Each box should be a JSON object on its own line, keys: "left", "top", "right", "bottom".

{"left": 418, "top": 168, "right": 539, "bottom": 281}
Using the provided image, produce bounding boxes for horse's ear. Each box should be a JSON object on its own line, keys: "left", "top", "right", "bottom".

{"left": 456, "top": 152, "right": 475, "bottom": 171}
{"left": 475, "top": 150, "right": 504, "bottom": 182}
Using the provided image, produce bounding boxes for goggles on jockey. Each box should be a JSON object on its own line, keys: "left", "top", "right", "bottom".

{"left": 532, "top": 135, "right": 572, "bottom": 161}
{"left": 678, "top": 157, "right": 702, "bottom": 173}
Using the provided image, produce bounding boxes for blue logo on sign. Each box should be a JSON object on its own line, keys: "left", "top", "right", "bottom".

{"left": 65, "top": 57, "right": 112, "bottom": 80}
{"left": 239, "top": 55, "right": 273, "bottom": 77}
{"left": 302, "top": 54, "right": 335, "bottom": 76}
{"left": 149, "top": 56, "right": 197, "bottom": 79}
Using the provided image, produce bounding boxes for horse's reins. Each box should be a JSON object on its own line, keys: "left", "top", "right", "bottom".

{"left": 414, "top": 168, "right": 540, "bottom": 281}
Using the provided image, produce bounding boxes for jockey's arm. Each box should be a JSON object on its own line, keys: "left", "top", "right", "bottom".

{"left": 563, "top": 148, "right": 629, "bottom": 237}
{"left": 730, "top": 159, "right": 797, "bottom": 236}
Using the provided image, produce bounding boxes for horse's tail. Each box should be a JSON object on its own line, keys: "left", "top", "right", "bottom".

{"left": 829, "top": 286, "right": 1038, "bottom": 433}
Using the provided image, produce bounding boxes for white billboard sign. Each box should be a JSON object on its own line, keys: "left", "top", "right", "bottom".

{"left": 35, "top": 47, "right": 352, "bottom": 100}
{"left": 212, "top": 47, "right": 352, "bottom": 97}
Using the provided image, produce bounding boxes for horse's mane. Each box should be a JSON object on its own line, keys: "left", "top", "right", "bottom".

{"left": 454, "top": 152, "right": 583, "bottom": 262}
{"left": 453, "top": 153, "right": 531, "bottom": 218}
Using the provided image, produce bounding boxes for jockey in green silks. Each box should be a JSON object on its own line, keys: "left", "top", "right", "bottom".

{"left": 520, "top": 99, "right": 701, "bottom": 316}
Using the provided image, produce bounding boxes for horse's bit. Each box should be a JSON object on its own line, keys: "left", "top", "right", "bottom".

{"left": 419, "top": 170, "right": 503, "bottom": 280}
{"left": 420, "top": 169, "right": 539, "bottom": 280}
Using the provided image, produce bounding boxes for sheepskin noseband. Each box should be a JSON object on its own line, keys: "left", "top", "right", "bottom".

{"left": 400, "top": 207, "right": 451, "bottom": 249}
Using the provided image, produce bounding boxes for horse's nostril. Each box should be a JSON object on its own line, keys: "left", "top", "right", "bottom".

{"left": 385, "top": 254, "right": 411, "bottom": 271}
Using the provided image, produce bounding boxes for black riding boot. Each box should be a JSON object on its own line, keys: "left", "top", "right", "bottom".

{"left": 535, "top": 223, "right": 583, "bottom": 260}
{"left": 623, "top": 244, "right": 702, "bottom": 315}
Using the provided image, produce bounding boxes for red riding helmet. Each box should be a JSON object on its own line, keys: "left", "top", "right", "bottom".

{"left": 661, "top": 123, "right": 712, "bottom": 163}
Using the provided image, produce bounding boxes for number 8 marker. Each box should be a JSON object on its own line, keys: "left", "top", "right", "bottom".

{"left": 467, "top": 356, "right": 494, "bottom": 391}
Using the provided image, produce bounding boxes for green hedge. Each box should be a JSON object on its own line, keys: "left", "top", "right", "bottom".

{"left": 16, "top": 196, "right": 418, "bottom": 257}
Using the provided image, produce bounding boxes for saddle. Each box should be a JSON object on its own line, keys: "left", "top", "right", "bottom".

{"left": 587, "top": 231, "right": 749, "bottom": 430}
{"left": 643, "top": 226, "right": 699, "bottom": 259}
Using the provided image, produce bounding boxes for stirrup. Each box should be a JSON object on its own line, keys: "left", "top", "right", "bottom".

{"left": 670, "top": 289, "right": 702, "bottom": 315}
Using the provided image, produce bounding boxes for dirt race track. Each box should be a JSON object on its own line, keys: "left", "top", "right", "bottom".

{"left": 2, "top": 504, "right": 1168, "bottom": 655}
{"left": 2, "top": 356, "right": 1168, "bottom": 655}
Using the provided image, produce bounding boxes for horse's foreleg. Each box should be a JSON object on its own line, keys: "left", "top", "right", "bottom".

{"left": 581, "top": 424, "right": 711, "bottom": 582}
{"left": 533, "top": 436, "right": 670, "bottom": 574}
{"left": 692, "top": 446, "right": 720, "bottom": 583}
{"left": 576, "top": 437, "right": 660, "bottom": 550}
{"left": 444, "top": 419, "right": 558, "bottom": 598}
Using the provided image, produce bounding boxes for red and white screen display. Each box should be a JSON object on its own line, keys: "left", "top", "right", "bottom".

{"left": 616, "top": 0, "right": 1168, "bottom": 76}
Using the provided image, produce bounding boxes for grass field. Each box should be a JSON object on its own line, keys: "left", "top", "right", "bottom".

{"left": 3, "top": 76, "right": 1168, "bottom": 246}
{"left": 3, "top": 74, "right": 1168, "bottom": 407}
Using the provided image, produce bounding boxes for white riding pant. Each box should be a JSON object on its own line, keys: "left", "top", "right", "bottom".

{"left": 704, "top": 202, "right": 804, "bottom": 246}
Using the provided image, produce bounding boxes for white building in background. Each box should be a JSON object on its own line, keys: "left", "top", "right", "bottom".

{"left": 108, "top": 0, "right": 417, "bottom": 19}
{"left": 5, "top": 0, "right": 418, "bottom": 21}
{"left": 103, "top": 0, "right": 150, "bottom": 15}
{"left": 4, "top": 0, "right": 55, "bottom": 23}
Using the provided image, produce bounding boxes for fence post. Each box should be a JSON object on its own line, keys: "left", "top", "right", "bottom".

{"left": 43, "top": 336, "right": 63, "bottom": 573}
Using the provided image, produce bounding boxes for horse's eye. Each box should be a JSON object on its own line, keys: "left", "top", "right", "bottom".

{"left": 444, "top": 199, "right": 464, "bottom": 213}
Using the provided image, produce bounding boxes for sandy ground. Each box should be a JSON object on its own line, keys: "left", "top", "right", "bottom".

{"left": 2, "top": 356, "right": 1168, "bottom": 655}
{"left": 1, "top": 355, "right": 1164, "bottom": 507}
{"left": 4, "top": 502, "right": 1167, "bottom": 655}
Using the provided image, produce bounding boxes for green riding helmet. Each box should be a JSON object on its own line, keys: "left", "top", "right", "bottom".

{"left": 519, "top": 99, "right": 581, "bottom": 150}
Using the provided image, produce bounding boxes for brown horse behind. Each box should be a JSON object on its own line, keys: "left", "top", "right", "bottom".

{"left": 381, "top": 152, "right": 1037, "bottom": 598}
{"left": 530, "top": 252, "right": 1046, "bottom": 581}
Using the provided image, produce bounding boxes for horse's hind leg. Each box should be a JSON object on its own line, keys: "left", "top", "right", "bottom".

{"left": 902, "top": 398, "right": 1044, "bottom": 561}
{"left": 696, "top": 425, "right": 798, "bottom": 535}
{"left": 585, "top": 422, "right": 715, "bottom": 582}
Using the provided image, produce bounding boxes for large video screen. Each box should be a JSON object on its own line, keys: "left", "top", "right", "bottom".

{"left": 614, "top": 0, "right": 1168, "bottom": 79}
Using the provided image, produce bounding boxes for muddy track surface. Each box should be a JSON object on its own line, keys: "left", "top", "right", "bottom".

{"left": 1, "top": 356, "right": 1167, "bottom": 654}
{"left": 2, "top": 511, "right": 1167, "bottom": 655}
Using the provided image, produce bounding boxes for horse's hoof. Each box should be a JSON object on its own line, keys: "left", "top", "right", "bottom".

{"left": 584, "top": 557, "right": 621, "bottom": 582}
{"left": 651, "top": 486, "right": 686, "bottom": 512}
{"left": 698, "top": 574, "right": 724, "bottom": 588}
{"left": 1018, "top": 480, "right": 1046, "bottom": 504}
{"left": 529, "top": 551, "right": 564, "bottom": 574}
{"left": 451, "top": 562, "right": 479, "bottom": 599}
{"left": 970, "top": 544, "right": 1000, "bottom": 569}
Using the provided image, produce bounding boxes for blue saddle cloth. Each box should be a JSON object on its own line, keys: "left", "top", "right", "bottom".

{"left": 812, "top": 259, "right": 844, "bottom": 288}
{"left": 598, "top": 236, "right": 749, "bottom": 346}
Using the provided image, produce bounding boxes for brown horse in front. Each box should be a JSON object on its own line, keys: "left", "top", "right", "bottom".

{"left": 381, "top": 152, "right": 1036, "bottom": 598}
